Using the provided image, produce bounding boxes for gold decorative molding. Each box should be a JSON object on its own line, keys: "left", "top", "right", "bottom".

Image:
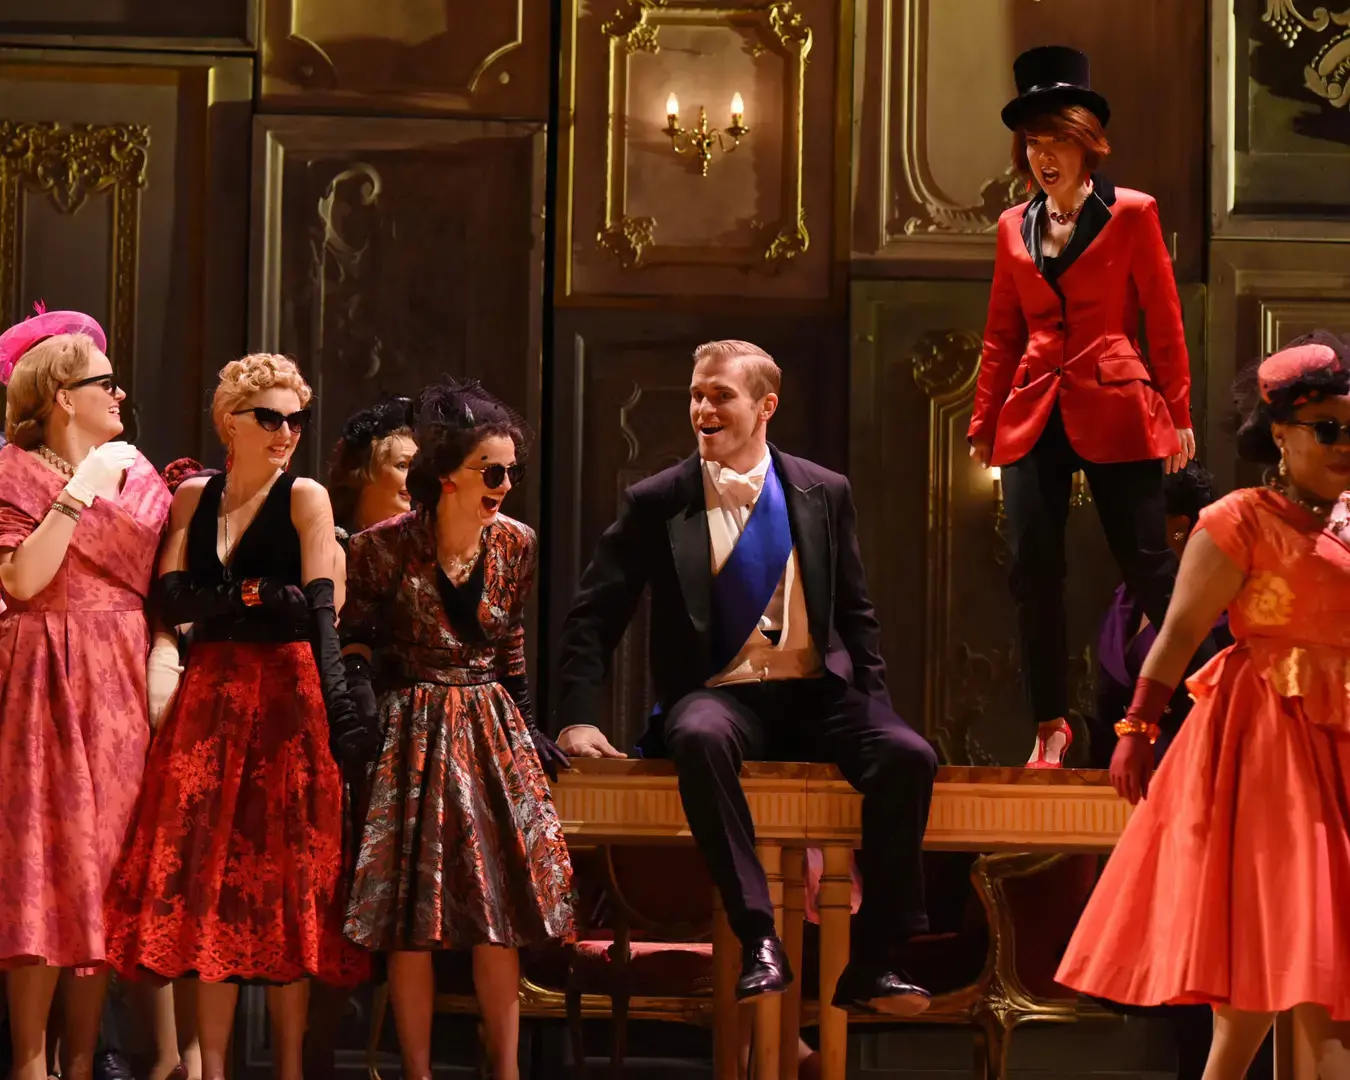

{"left": 1212, "top": 2, "right": 1350, "bottom": 238}
{"left": 911, "top": 328, "right": 981, "bottom": 399}
{"left": 597, "top": 214, "right": 656, "bottom": 268}
{"left": 596, "top": 1, "right": 812, "bottom": 270}
{"left": 0, "top": 120, "right": 149, "bottom": 376}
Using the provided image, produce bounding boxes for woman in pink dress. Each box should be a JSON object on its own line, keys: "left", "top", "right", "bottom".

{"left": 1057, "top": 332, "right": 1350, "bottom": 1078}
{"left": 0, "top": 307, "right": 171, "bottom": 1080}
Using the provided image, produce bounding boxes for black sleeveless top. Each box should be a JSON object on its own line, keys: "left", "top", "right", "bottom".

{"left": 187, "top": 471, "right": 306, "bottom": 643}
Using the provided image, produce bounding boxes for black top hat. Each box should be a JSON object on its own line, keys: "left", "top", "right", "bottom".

{"left": 1001, "top": 45, "right": 1110, "bottom": 130}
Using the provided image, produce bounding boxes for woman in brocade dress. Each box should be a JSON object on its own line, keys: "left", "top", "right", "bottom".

{"left": 341, "top": 380, "right": 573, "bottom": 1080}
{"left": 0, "top": 309, "right": 170, "bottom": 1080}
{"left": 101, "top": 354, "right": 373, "bottom": 1080}
{"left": 1057, "top": 332, "right": 1350, "bottom": 1078}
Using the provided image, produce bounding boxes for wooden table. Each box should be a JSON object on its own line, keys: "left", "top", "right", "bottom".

{"left": 550, "top": 761, "right": 1133, "bottom": 1080}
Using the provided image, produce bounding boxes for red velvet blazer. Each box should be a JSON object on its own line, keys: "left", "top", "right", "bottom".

{"left": 967, "top": 178, "right": 1190, "bottom": 467}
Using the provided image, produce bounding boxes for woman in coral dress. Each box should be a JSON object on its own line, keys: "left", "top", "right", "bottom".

{"left": 1057, "top": 333, "right": 1350, "bottom": 1078}
{"left": 102, "top": 354, "right": 373, "bottom": 1080}
{"left": 0, "top": 308, "right": 170, "bottom": 1080}
{"left": 341, "top": 380, "right": 573, "bottom": 1080}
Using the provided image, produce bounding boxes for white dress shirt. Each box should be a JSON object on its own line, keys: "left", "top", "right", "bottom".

{"left": 703, "top": 450, "right": 822, "bottom": 686}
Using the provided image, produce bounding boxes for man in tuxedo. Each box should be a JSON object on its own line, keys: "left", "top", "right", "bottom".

{"left": 552, "top": 340, "right": 938, "bottom": 1015}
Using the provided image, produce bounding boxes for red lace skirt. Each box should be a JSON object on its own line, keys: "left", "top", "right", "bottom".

{"left": 103, "top": 641, "right": 369, "bottom": 986}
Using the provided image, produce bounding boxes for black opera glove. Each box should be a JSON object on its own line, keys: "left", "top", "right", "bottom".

{"left": 500, "top": 672, "right": 570, "bottom": 782}
{"left": 158, "top": 572, "right": 304, "bottom": 627}
{"left": 344, "top": 652, "right": 379, "bottom": 732}
{"left": 304, "top": 578, "right": 379, "bottom": 769}
{"left": 157, "top": 571, "right": 244, "bottom": 626}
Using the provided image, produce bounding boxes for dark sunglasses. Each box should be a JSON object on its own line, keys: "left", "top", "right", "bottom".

{"left": 231, "top": 406, "right": 311, "bottom": 433}
{"left": 64, "top": 373, "right": 119, "bottom": 394}
{"left": 1288, "top": 419, "right": 1350, "bottom": 446}
{"left": 466, "top": 462, "right": 525, "bottom": 489}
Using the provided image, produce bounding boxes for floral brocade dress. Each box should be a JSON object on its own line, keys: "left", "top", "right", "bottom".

{"left": 0, "top": 445, "right": 170, "bottom": 969}
{"left": 1057, "top": 487, "right": 1350, "bottom": 1020}
{"left": 342, "top": 511, "right": 574, "bottom": 950}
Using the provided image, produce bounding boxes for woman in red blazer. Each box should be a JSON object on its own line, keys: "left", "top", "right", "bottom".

{"left": 968, "top": 46, "right": 1211, "bottom": 767}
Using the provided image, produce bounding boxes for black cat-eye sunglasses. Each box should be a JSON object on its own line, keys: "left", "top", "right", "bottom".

{"left": 231, "top": 406, "right": 311, "bottom": 434}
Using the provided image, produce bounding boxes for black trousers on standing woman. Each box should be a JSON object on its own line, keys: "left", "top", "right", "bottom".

{"left": 1001, "top": 405, "right": 1216, "bottom": 726}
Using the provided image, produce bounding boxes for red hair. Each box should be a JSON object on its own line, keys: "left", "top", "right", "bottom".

{"left": 1010, "top": 105, "right": 1111, "bottom": 175}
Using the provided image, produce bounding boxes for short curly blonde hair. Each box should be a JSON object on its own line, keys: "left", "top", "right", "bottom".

{"left": 211, "top": 353, "right": 313, "bottom": 443}
{"left": 4, "top": 333, "right": 100, "bottom": 449}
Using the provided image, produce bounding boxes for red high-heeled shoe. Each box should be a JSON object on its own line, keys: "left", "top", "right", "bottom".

{"left": 1026, "top": 719, "right": 1073, "bottom": 769}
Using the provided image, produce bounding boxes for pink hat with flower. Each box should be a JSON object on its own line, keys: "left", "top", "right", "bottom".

{"left": 0, "top": 301, "right": 107, "bottom": 386}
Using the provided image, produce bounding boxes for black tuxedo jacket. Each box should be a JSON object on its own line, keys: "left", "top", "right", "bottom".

{"left": 551, "top": 446, "right": 891, "bottom": 740}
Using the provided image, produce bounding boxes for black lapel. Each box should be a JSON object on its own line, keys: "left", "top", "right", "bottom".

{"left": 1019, "top": 174, "right": 1117, "bottom": 291}
{"left": 666, "top": 454, "right": 712, "bottom": 637}
{"left": 772, "top": 447, "right": 832, "bottom": 649}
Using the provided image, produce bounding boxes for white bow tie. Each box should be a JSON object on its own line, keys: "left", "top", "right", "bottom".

{"left": 712, "top": 465, "right": 762, "bottom": 505}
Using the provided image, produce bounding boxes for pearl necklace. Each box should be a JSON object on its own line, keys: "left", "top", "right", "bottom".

{"left": 36, "top": 444, "right": 75, "bottom": 477}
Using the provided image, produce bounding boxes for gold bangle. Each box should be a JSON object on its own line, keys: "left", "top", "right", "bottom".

{"left": 49, "top": 499, "right": 81, "bottom": 523}
{"left": 1114, "top": 718, "right": 1160, "bottom": 744}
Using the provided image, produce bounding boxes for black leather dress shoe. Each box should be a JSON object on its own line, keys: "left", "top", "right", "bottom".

{"left": 831, "top": 962, "right": 931, "bottom": 1016}
{"left": 736, "top": 935, "right": 793, "bottom": 1000}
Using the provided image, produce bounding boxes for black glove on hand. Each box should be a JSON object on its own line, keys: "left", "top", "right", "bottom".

{"left": 259, "top": 579, "right": 309, "bottom": 627}
{"left": 157, "top": 571, "right": 242, "bottom": 626}
{"left": 500, "top": 672, "right": 569, "bottom": 782}
{"left": 304, "top": 578, "right": 379, "bottom": 769}
{"left": 344, "top": 652, "right": 379, "bottom": 732}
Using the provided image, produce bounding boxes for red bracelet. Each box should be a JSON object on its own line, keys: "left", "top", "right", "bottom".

{"left": 240, "top": 579, "right": 263, "bottom": 607}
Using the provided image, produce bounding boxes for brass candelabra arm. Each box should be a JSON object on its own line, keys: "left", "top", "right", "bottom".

{"left": 662, "top": 107, "right": 750, "bottom": 177}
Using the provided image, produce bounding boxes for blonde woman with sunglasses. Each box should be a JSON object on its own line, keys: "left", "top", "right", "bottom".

{"left": 101, "top": 355, "right": 372, "bottom": 1080}
{"left": 0, "top": 307, "right": 171, "bottom": 1080}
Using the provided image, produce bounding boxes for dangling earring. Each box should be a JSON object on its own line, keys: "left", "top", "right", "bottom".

{"left": 1278, "top": 443, "right": 1288, "bottom": 478}
{"left": 225, "top": 444, "right": 234, "bottom": 472}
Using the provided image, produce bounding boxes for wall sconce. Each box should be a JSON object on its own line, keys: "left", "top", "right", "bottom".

{"left": 662, "top": 92, "right": 750, "bottom": 177}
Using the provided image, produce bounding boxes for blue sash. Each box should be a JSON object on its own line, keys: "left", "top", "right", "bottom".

{"left": 709, "top": 463, "right": 794, "bottom": 673}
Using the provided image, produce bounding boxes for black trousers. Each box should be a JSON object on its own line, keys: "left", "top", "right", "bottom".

{"left": 1002, "top": 406, "right": 1216, "bottom": 724}
{"left": 651, "top": 678, "right": 938, "bottom": 953}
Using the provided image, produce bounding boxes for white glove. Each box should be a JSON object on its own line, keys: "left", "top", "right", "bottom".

{"left": 65, "top": 441, "right": 138, "bottom": 507}
{"left": 146, "top": 641, "right": 184, "bottom": 731}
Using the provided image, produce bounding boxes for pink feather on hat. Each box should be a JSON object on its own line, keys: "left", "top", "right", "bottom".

{"left": 0, "top": 301, "right": 107, "bottom": 386}
{"left": 1257, "top": 342, "right": 1343, "bottom": 404}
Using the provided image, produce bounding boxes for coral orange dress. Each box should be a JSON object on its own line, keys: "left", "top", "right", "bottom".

{"left": 1057, "top": 487, "right": 1350, "bottom": 1020}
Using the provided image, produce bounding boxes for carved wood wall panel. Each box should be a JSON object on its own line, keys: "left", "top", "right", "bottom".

{"left": 1207, "top": 240, "right": 1350, "bottom": 493}
{"left": 545, "top": 310, "right": 847, "bottom": 743}
{"left": 557, "top": 0, "right": 843, "bottom": 304}
{"left": 850, "top": 281, "right": 1209, "bottom": 766}
{"left": 259, "top": 0, "right": 550, "bottom": 119}
{"left": 1211, "top": 0, "right": 1350, "bottom": 239}
{"left": 0, "top": 50, "right": 253, "bottom": 466}
{"left": 249, "top": 116, "right": 546, "bottom": 517}
{"left": 851, "top": 0, "right": 1207, "bottom": 279}
{"left": 0, "top": 0, "right": 255, "bottom": 47}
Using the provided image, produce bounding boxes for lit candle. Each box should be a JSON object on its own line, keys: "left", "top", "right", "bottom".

{"left": 990, "top": 466, "right": 1001, "bottom": 481}
{"left": 730, "top": 91, "right": 744, "bottom": 124}
{"left": 666, "top": 92, "right": 679, "bottom": 125}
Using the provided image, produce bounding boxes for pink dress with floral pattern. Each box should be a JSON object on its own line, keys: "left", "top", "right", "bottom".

{"left": 0, "top": 443, "right": 170, "bottom": 968}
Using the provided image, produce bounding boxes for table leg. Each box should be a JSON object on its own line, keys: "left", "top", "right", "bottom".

{"left": 778, "top": 848, "right": 806, "bottom": 1080}
{"left": 713, "top": 891, "right": 740, "bottom": 1080}
{"left": 816, "top": 845, "right": 852, "bottom": 1080}
{"left": 753, "top": 842, "right": 784, "bottom": 1080}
